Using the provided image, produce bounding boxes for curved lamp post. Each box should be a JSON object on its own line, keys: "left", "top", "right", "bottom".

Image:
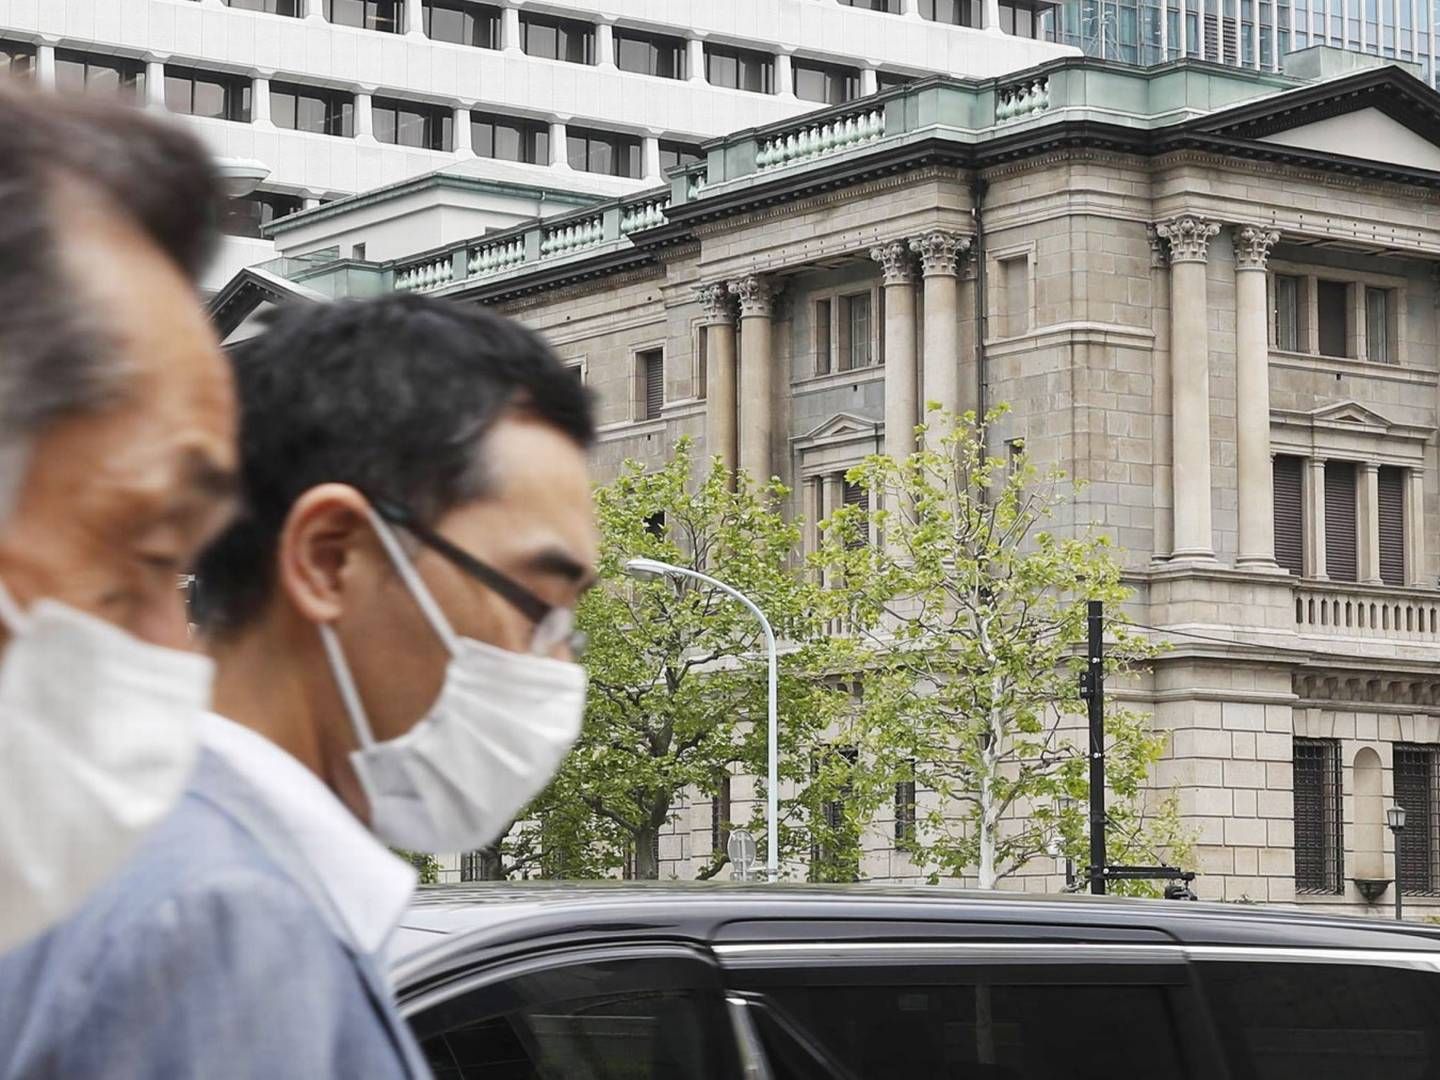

{"left": 624, "top": 558, "right": 778, "bottom": 883}
{"left": 1388, "top": 804, "right": 1407, "bottom": 922}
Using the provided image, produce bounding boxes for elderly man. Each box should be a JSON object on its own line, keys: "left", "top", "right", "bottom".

{"left": 0, "top": 296, "right": 597, "bottom": 1077}
{"left": 0, "top": 88, "right": 238, "bottom": 950}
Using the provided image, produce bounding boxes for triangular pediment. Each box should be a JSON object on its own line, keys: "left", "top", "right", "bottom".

{"left": 1258, "top": 107, "right": 1440, "bottom": 173}
{"left": 1308, "top": 400, "right": 1395, "bottom": 429}
{"left": 794, "top": 412, "right": 884, "bottom": 447}
{"left": 208, "top": 266, "right": 326, "bottom": 343}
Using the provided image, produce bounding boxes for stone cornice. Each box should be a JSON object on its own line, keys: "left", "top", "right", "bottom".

{"left": 497, "top": 264, "right": 663, "bottom": 312}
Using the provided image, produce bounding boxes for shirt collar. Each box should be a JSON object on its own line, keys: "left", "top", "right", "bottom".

{"left": 197, "top": 712, "right": 417, "bottom": 957}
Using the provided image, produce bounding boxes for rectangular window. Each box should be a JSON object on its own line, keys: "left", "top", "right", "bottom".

{"left": 704, "top": 44, "right": 774, "bottom": 93}
{"left": 423, "top": 0, "right": 501, "bottom": 47}
{"left": 1293, "top": 738, "right": 1342, "bottom": 894}
{"left": 164, "top": 66, "right": 252, "bottom": 122}
{"left": 566, "top": 126, "right": 642, "bottom": 178}
{"left": 1366, "top": 286, "right": 1392, "bottom": 363}
{"left": 1001, "top": 254, "right": 1030, "bottom": 337}
{"left": 838, "top": 292, "right": 872, "bottom": 371}
{"left": 810, "top": 746, "right": 859, "bottom": 882}
{"left": 793, "top": 60, "right": 861, "bottom": 105}
{"left": 814, "top": 299, "right": 833, "bottom": 375}
{"left": 0, "top": 40, "right": 35, "bottom": 77}
{"left": 843, "top": 479, "right": 870, "bottom": 549}
{"left": 1273, "top": 454, "right": 1305, "bottom": 576}
{"left": 1379, "top": 464, "right": 1406, "bottom": 586}
{"left": 613, "top": 28, "right": 686, "bottom": 79}
{"left": 839, "top": 0, "right": 904, "bottom": 10}
{"left": 694, "top": 324, "right": 708, "bottom": 399}
{"left": 224, "top": 0, "right": 301, "bottom": 13}
{"left": 658, "top": 141, "right": 703, "bottom": 173}
{"left": 373, "top": 97, "right": 453, "bottom": 150}
{"left": 1273, "top": 273, "right": 1302, "bottom": 351}
{"left": 1323, "top": 460, "right": 1357, "bottom": 582}
{"left": 271, "top": 82, "right": 355, "bottom": 136}
{"left": 1395, "top": 744, "right": 1439, "bottom": 895}
{"left": 471, "top": 111, "right": 548, "bottom": 164}
{"left": 55, "top": 50, "right": 147, "bottom": 103}
{"left": 711, "top": 774, "right": 732, "bottom": 856}
{"left": 640, "top": 349, "right": 664, "bottom": 420}
{"left": 894, "top": 762, "right": 916, "bottom": 843}
{"left": 920, "top": 0, "right": 981, "bottom": 24}
{"left": 998, "top": 0, "right": 1040, "bottom": 36}
{"left": 218, "top": 191, "right": 304, "bottom": 238}
{"left": 325, "top": 0, "right": 404, "bottom": 32}
{"left": 520, "top": 13, "right": 594, "bottom": 64}
{"left": 1316, "top": 279, "right": 1350, "bottom": 357}
{"left": 876, "top": 71, "right": 916, "bottom": 91}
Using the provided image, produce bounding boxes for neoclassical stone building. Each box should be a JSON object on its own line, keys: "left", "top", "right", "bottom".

{"left": 219, "top": 47, "right": 1440, "bottom": 911}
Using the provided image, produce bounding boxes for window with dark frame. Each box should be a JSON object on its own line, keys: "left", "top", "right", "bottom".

{"left": 711, "top": 774, "right": 732, "bottom": 857}
{"left": 658, "top": 141, "right": 704, "bottom": 173}
{"left": 1273, "top": 273, "right": 1302, "bottom": 352}
{"left": 271, "top": 82, "right": 355, "bottom": 136}
{"left": 471, "top": 111, "right": 549, "bottom": 164}
{"left": 704, "top": 43, "right": 774, "bottom": 93}
{"left": 164, "top": 65, "right": 252, "bottom": 122}
{"left": 793, "top": 60, "right": 862, "bottom": 105}
{"left": 810, "top": 746, "right": 860, "bottom": 882}
{"left": 640, "top": 349, "right": 664, "bottom": 420}
{"left": 325, "top": 0, "right": 404, "bottom": 32}
{"left": 55, "top": 49, "right": 147, "bottom": 103}
{"left": 1323, "top": 460, "right": 1357, "bottom": 583}
{"left": 224, "top": 0, "right": 301, "bottom": 13}
{"left": 814, "top": 299, "right": 833, "bottom": 375}
{"left": 1366, "top": 286, "right": 1393, "bottom": 363}
{"left": 1293, "top": 738, "right": 1342, "bottom": 894}
{"left": 520, "top": 12, "right": 595, "bottom": 64}
{"left": 566, "top": 125, "right": 641, "bottom": 178}
{"left": 373, "top": 97, "right": 454, "bottom": 150}
{"left": 423, "top": 0, "right": 501, "bottom": 47}
{"left": 839, "top": 0, "right": 903, "bottom": 10}
{"left": 843, "top": 480, "right": 870, "bottom": 549}
{"left": 1395, "top": 744, "right": 1440, "bottom": 895}
{"left": 1379, "top": 465, "right": 1406, "bottom": 587}
{"left": 838, "top": 292, "right": 872, "bottom": 371}
{"left": 0, "top": 39, "right": 36, "bottom": 77}
{"left": 920, "top": 0, "right": 981, "bottom": 25}
{"left": 1272, "top": 454, "right": 1304, "bottom": 576}
{"left": 876, "top": 71, "right": 916, "bottom": 91}
{"left": 218, "top": 191, "right": 304, "bottom": 238}
{"left": 1316, "top": 279, "right": 1350, "bottom": 358}
{"left": 894, "top": 762, "right": 917, "bottom": 843}
{"left": 613, "top": 28, "right": 686, "bottom": 79}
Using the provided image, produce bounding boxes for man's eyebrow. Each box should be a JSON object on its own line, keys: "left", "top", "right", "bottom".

{"left": 524, "top": 547, "right": 594, "bottom": 586}
{"left": 182, "top": 450, "right": 240, "bottom": 500}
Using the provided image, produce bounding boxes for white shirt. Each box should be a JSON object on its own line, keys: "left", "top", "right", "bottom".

{"left": 198, "top": 711, "right": 417, "bottom": 957}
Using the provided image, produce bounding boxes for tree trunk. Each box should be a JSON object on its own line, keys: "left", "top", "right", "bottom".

{"left": 634, "top": 826, "right": 661, "bottom": 879}
{"left": 977, "top": 792, "right": 997, "bottom": 889}
{"left": 475, "top": 843, "right": 506, "bottom": 881}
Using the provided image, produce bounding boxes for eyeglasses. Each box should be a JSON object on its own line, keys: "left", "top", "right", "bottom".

{"left": 369, "top": 495, "right": 583, "bottom": 658}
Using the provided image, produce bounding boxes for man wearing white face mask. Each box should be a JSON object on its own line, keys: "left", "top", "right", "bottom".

{"left": 0, "top": 295, "right": 596, "bottom": 1078}
{"left": 0, "top": 89, "right": 237, "bottom": 954}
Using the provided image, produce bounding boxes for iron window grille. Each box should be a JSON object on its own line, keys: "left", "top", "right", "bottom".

{"left": 1395, "top": 744, "right": 1440, "bottom": 895}
{"left": 1293, "top": 738, "right": 1343, "bottom": 894}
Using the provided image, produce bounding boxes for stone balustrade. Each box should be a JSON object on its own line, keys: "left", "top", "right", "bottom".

{"left": 540, "top": 214, "right": 606, "bottom": 258}
{"left": 755, "top": 106, "right": 886, "bottom": 172}
{"left": 619, "top": 197, "right": 670, "bottom": 235}
{"left": 995, "top": 76, "right": 1050, "bottom": 122}
{"left": 1295, "top": 583, "right": 1440, "bottom": 641}
{"left": 394, "top": 255, "right": 454, "bottom": 293}
{"left": 468, "top": 236, "right": 526, "bottom": 276}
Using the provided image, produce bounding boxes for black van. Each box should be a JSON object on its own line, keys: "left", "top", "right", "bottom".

{"left": 393, "top": 881, "right": 1440, "bottom": 1079}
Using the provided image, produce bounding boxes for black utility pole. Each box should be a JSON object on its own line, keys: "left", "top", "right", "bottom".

{"left": 1086, "top": 600, "right": 1106, "bottom": 896}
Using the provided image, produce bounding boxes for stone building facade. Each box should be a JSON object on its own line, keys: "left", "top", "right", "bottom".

{"left": 218, "top": 49, "right": 1440, "bottom": 912}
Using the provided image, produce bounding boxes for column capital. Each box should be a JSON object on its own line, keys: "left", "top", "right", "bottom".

{"left": 1233, "top": 225, "right": 1281, "bottom": 271}
{"left": 1361, "top": 461, "right": 1381, "bottom": 476}
{"left": 908, "top": 230, "right": 971, "bottom": 276}
{"left": 1155, "top": 215, "right": 1221, "bottom": 264}
{"left": 729, "top": 274, "right": 777, "bottom": 318}
{"left": 1145, "top": 224, "right": 1169, "bottom": 269}
{"left": 696, "top": 282, "right": 736, "bottom": 325}
{"left": 870, "top": 240, "right": 918, "bottom": 285}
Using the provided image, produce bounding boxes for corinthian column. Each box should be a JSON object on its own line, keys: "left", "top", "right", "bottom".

{"left": 1155, "top": 215, "right": 1221, "bottom": 561}
{"left": 730, "top": 275, "right": 777, "bottom": 482}
{"left": 1234, "top": 225, "right": 1281, "bottom": 569}
{"left": 909, "top": 229, "right": 971, "bottom": 445}
{"left": 697, "top": 283, "right": 738, "bottom": 474}
{"left": 871, "top": 241, "right": 919, "bottom": 462}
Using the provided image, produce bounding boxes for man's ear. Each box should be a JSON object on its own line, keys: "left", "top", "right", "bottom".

{"left": 276, "top": 484, "right": 376, "bottom": 625}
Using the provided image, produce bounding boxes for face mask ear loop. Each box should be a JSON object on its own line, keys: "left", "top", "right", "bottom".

{"left": 364, "top": 506, "right": 462, "bottom": 659}
{"left": 0, "top": 577, "right": 30, "bottom": 635}
{"left": 319, "top": 622, "right": 378, "bottom": 751}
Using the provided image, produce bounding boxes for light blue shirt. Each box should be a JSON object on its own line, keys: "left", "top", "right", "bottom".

{"left": 0, "top": 715, "right": 431, "bottom": 1079}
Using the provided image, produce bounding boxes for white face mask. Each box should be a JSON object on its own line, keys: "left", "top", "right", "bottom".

{"left": 0, "top": 580, "right": 212, "bottom": 952}
{"left": 318, "top": 510, "right": 586, "bottom": 854}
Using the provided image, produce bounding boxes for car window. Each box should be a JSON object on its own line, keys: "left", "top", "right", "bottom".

{"left": 746, "top": 971, "right": 1188, "bottom": 1079}
{"left": 1200, "top": 960, "right": 1440, "bottom": 1080}
{"left": 411, "top": 953, "right": 740, "bottom": 1080}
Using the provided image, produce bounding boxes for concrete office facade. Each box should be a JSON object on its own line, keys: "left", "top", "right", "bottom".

{"left": 226, "top": 52, "right": 1440, "bottom": 912}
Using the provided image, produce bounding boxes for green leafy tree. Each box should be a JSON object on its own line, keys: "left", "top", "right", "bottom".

{"left": 538, "top": 439, "right": 850, "bottom": 880}
{"left": 814, "top": 406, "right": 1187, "bottom": 890}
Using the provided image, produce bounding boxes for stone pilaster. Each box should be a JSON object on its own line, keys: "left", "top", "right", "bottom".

{"left": 909, "top": 230, "right": 971, "bottom": 444}
{"left": 871, "top": 241, "right": 920, "bottom": 462}
{"left": 1233, "top": 225, "right": 1281, "bottom": 569}
{"left": 1406, "top": 468, "right": 1426, "bottom": 586}
{"left": 730, "top": 275, "right": 777, "bottom": 481}
{"left": 698, "top": 283, "right": 738, "bottom": 474}
{"left": 1358, "top": 462, "right": 1382, "bottom": 584}
{"left": 1148, "top": 224, "right": 1174, "bottom": 560}
{"left": 1304, "top": 457, "right": 1328, "bottom": 580}
{"left": 1155, "top": 215, "right": 1221, "bottom": 561}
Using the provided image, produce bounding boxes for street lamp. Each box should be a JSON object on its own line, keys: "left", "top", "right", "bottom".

{"left": 624, "top": 558, "right": 780, "bottom": 883}
{"left": 1388, "top": 804, "right": 1408, "bottom": 922}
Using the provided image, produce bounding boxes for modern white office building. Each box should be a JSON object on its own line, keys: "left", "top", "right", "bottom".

{"left": 0, "top": 0, "right": 1075, "bottom": 290}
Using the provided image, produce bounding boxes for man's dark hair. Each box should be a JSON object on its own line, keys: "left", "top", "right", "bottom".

{"left": 0, "top": 86, "right": 222, "bottom": 446}
{"left": 194, "top": 294, "right": 595, "bottom": 633}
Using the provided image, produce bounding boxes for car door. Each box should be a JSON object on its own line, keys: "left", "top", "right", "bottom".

{"left": 714, "top": 935, "right": 1224, "bottom": 1080}
{"left": 400, "top": 942, "right": 752, "bottom": 1080}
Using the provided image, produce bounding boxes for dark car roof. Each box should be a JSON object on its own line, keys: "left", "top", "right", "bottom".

{"left": 390, "top": 880, "right": 1440, "bottom": 988}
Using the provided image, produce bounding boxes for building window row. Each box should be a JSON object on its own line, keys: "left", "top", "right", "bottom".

{"left": 1273, "top": 455, "right": 1415, "bottom": 586}
{"left": 814, "top": 289, "right": 885, "bottom": 375}
{"left": 1271, "top": 270, "right": 1401, "bottom": 365}
{"left": 218, "top": 190, "right": 306, "bottom": 238}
